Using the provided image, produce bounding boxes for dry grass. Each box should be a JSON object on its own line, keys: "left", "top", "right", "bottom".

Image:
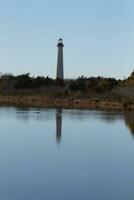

{"left": 0, "top": 95, "right": 133, "bottom": 110}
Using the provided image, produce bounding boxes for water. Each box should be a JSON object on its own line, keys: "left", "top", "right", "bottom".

{"left": 0, "top": 107, "right": 134, "bottom": 200}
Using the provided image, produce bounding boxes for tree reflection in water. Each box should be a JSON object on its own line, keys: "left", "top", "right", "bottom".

{"left": 15, "top": 107, "right": 134, "bottom": 141}
{"left": 124, "top": 111, "right": 134, "bottom": 136}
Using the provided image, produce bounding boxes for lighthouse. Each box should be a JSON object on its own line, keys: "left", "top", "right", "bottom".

{"left": 56, "top": 38, "right": 64, "bottom": 79}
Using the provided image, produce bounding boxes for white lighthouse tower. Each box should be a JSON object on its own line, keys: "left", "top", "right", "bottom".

{"left": 56, "top": 38, "right": 64, "bottom": 79}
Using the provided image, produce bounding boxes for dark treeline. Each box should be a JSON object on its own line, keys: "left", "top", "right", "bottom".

{"left": 0, "top": 73, "right": 119, "bottom": 97}
{"left": 0, "top": 73, "right": 119, "bottom": 90}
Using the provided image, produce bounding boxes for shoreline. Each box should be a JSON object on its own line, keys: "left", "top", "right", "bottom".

{"left": 0, "top": 95, "right": 133, "bottom": 110}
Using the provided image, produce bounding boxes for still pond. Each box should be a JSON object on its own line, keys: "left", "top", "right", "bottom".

{"left": 0, "top": 107, "right": 134, "bottom": 200}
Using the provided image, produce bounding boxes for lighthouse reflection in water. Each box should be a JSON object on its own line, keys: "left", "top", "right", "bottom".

{"left": 56, "top": 109, "right": 62, "bottom": 144}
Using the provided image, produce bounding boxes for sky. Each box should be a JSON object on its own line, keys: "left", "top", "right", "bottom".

{"left": 0, "top": 0, "right": 134, "bottom": 79}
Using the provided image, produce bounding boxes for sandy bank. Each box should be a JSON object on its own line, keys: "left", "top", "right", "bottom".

{"left": 0, "top": 95, "right": 133, "bottom": 110}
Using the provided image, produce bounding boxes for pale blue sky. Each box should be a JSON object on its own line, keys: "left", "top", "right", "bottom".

{"left": 0, "top": 0, "right": 133, "bottom": 79}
